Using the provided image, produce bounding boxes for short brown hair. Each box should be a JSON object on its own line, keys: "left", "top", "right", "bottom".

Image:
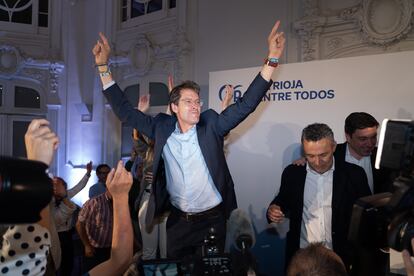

{"left": 344, "top": 112, "right": 379, "bottom": 136}
{"left": 169, "top": 81, "right": 200, "bottom": 114}
{"left": 287, "top": 243, "right": 347, "bottom": 276}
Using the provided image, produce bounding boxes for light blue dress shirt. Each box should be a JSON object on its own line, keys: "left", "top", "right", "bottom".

{"left": 162, "top": 123, "right": 222, "bottom": 213}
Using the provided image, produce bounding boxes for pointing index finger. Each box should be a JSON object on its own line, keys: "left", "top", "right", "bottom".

{"left": 269, "top": 20, "right": 281, "bottom": 38}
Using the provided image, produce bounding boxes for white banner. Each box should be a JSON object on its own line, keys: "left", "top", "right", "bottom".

{"left": 209, "top": 50, "right": 414, "bottom": 274}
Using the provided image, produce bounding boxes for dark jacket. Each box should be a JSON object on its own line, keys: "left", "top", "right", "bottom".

{"left": 104, "top": 73, "right": 272, "bottom": 225}
{"left": 334, "top": 142, "right": 394, "bottom": 194}
{"left": 269, "top": 160, "right": 371, "bottom": 270}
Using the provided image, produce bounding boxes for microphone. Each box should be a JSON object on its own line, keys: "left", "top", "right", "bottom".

{"left": 227, "top": 208, "right": 256, "bottom": 252}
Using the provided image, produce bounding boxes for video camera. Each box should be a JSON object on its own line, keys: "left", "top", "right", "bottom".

{"left": 138, "top": 209, "right": 257, "bottom": 275}
{"left": 0, "top": 156, "right": 53, "bottom": 224}
{"left": 349, "top": 119, "right": 414, "bottom": 255}
{"left": 138, "top": 227, "right": 232, "bottom": 275}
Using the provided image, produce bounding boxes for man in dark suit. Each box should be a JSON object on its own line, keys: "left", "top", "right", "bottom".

{"left": 335, "top": 112, "right": 393, "bottom": 194}
{"left": 335, "top": 112, "right": 393, "bottom": 276}
{"left": 92, "top": 21, "right": 286, "bottom": 259}
{"left": 267, "top": 123, "right": 371, "bottom": 271}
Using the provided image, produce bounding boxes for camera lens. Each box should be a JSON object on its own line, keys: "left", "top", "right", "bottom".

{"left": 0, "top": 156, "right": 53, "bottom": 224}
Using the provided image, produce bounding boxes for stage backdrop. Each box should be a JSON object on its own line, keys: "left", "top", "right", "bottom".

{"left": 209, "top": 50, "right": 414, "bottom": 275}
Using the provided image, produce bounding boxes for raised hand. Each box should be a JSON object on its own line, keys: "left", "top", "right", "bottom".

{"left": 166, "top": 75, "right": 174, "bottom": 115}
{"left": 25, "top": 119, "right": 59, "bottom": 166}
{"left": 138, "top": 94, "right": 150, "bottom": 113}
{"left": 221, "top": 85, "right": 234, "bottom": 111}
{"left": 105, "top": 160, "right": 133, "bottom": 201}
{"left": 92, "top": 32, "right": 111, "bottom": 66}
{"left": 267, "top": 20, "right": 285, "bottom": 59}
{"left": 86, "top": 161, "right": 93, "bottom": 175}
{"left": 168, "top": 75, "right": 174, "bottom": 93}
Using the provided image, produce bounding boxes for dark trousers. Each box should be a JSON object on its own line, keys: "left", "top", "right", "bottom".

{"left": 82, "top": 247, "right": 111, "bottom": 273}
{"left": 166, "top": 205, "right": 226, "bottom": 259}
{"left": 57, "top": 229, "right": 74, "bottom": 276}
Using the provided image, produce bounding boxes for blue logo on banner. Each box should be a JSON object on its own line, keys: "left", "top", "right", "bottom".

{"left": 218, "top": 80, "right": 335, "bottom": 103}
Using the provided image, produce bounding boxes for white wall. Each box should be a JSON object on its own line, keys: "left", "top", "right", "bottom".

{"left": 210, "top": 50, "right": 414, "bottom": 274}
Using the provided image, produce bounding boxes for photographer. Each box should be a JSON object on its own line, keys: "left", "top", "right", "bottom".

{"left": 1, "top": 119, "right": 133, "bottom": 276}
{"left": 1, "top": 119, "right": 58, "bottom": 275}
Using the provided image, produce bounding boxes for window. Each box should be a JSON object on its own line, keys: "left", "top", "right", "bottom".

{"left": 0, "top": 0, "right": 49, "bottom": 28}
{"left": 149, "top": 82, "right": 169, "bottom": 106}
{"left": 120, "top": 0, "right": 176, "bottom": 27}
{"left": 12, "top": 120, "right": 30, "bottom": 157}
{"left": 124, "top": 84, "right": 140, "bottom": 108}
{"left": 14, "top": 86, "right": 41, "bottom": 108}
{"left": 0, "top": 81, "right": 45, "bottom": 157}
{"left": 38, "top": 0, "right": 48, "bottom": 27}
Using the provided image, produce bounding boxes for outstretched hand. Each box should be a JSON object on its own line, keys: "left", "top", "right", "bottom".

{"left": 267, "top": 20, "right": 285, "bottom": 59}
{"left": 138, "top": 94, "right": 150, "bottom": 113}
{"left": 221, "top": 85, "right": 234, "bottom": 111}
{"left": 25, "top": 119, "right": 59, "bottom": 166}
{"left": 168, "top": 75, "right": 174, "bottom": 93}
{"left": 106, "top": 160, "right": 133, "bottom": 200}
{"left": 86, "top": 161, "right": 93, "bottom": 175}
{"left": 92, "top": 32, "right": 111, "bottom": 65}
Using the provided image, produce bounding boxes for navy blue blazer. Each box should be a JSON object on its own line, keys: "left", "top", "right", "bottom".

{"left": 104, "top": 73, "right": 272, "bottom": 224}
{"left": 269, "top": 160, "right": 371, "bottom": 270}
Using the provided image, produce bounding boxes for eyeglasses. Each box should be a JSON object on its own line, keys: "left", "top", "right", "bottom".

{"left": 180, "top": 99, "right": 203, "bottom": 107}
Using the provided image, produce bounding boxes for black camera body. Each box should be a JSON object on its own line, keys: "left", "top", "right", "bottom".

{"left": 349, "top": 119, "right": 414, "bottom": 255}
{"left": 138, "top": 227, "right": 234, "bottom": 275}
{"left": 0, "top": 156, "right": 53, "bottom": 224}
{"left": 349, "top": 177, "right": 414, "bottom": 255}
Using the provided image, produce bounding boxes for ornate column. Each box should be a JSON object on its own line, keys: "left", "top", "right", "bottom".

{"left": 293, "top": 0, "right": 326, "bottom": 61}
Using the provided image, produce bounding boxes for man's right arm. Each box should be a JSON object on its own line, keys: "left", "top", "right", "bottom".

{"left": 92, "top": 33, "right": 156, "bottom": 138}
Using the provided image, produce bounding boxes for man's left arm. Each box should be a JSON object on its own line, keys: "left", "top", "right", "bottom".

{"left": 216, "top": 20, "right": 285, "bottom": 135}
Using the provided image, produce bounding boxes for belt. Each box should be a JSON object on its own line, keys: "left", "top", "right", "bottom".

{"left": 172, "top": 204, "right": 223, "bottom": 222}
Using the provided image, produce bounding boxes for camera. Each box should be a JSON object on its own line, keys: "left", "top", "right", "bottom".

{"left": 0, "top": 156, "right": 53, "bottom": 224}
{"left": 349, "top": 119, "right": 414, "bottom": 254}
{"left": 138, "top": 227, "right": 233, "bottom": 275}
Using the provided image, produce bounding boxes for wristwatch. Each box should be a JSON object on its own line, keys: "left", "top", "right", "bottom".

{"left": 96, "top": 64, "right": 111, "bottom": 77}
{"left": 264, "top": 57, "right": 279, "bottom": 67}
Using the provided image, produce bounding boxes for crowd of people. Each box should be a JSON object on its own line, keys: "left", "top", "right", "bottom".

{"left": 1, "top": 18, "right": 414, "bottom": 276}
